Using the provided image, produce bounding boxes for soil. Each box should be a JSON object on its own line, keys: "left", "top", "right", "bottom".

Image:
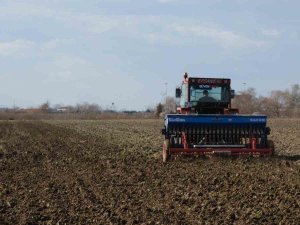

{"left": 0, "top": 119, "right": 299, "bottom": 225}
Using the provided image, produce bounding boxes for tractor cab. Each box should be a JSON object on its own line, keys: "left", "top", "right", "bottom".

{"left": 176, "top": 73, "right": 237, "bottom": 114}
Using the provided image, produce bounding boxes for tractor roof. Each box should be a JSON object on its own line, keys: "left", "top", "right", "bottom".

{"left": 188, "top": 77, "right": 231, "bottom": 85}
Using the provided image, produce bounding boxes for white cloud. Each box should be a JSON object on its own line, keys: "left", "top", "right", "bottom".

{"left": 171, "top": 24, "right": 266, "bottom": 48}
{"left": 290, "top": 32, "right": 298, "bottom": 40}
{"left": 143, "top": 32, "right": 181, "bottom": 45}
{"left": 56, "top": 13, "right": 137, "bottom": 35}
{"left": 41, "top": 38, "right": 74, "bottom": 51}
{"left": 0, "top": 38, "right": 76, "bottom": 57}
{"left": 51, "top": 55, "right": 88, "bottom": 69}
{"left": 0, "top": 2, "right": 138, "bottom": 35}
{"left": 35, "top": 55, "right": 90, "bottom": 82}
{"left": 261, "top": 28, "right": 281, "bottom": 37}
{"left": 157, "top": 0, "right": 178, "bottom": 3}
{"left": 0, "top": 2, "right": 54, "bottom": 18}
{"left": 0, "top": 40, "right": 36, "bottom": 56}
{"left": 0, "top": 1, "right": 268, "bottom": 49}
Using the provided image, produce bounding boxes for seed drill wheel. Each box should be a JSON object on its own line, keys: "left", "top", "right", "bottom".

{"left": 163, "top": 139, "right": 170, "bottom": 163}
{"left": 268, "top": 140, "right": 275, "bottom": 156}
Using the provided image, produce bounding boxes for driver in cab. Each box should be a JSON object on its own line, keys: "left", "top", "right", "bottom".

{"left": 198, "top": 90, "right": 216, "bottom": 102}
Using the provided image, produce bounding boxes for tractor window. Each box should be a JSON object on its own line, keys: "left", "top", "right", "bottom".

{"left": 180, "top": 83, "right": 188, "bottom": 107}
{"left": 190, "top": 84, "right": 229, "bottom": 106}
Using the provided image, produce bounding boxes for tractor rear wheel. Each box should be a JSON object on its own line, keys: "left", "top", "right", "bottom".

{"left": 163, "top": 139, "right": 170, "bottom": 163}
{"left": 268, "top": 140, "right": 275, "bottom": 156}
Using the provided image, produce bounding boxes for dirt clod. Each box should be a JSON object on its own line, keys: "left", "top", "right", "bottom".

{"left": 0, "top": 119, "right": 300, "bottom": 224}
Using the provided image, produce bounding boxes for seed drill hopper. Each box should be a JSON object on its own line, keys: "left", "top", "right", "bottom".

{"left": 161, "top": 73, "right": 273, "bottom": 162}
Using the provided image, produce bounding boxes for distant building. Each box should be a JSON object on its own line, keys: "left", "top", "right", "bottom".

{"left": 57, "top": 108, "right": 67, "bottom": 113}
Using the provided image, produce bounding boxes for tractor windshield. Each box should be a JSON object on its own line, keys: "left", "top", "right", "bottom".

{"left": 190, "top": 84, "right": 230, "bottom": 106}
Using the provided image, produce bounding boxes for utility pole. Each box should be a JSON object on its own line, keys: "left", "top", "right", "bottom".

{"left": 164, "top": 82, "right": 168, "bottom": 105}
{"left": 243, "top": 83, "right": 247, "bottom": 92}
{"left": 111, "top": 102, "right": 115, "bottom": 111}
{"left": 13, "top": 99, "right": 16, "bottom": 113}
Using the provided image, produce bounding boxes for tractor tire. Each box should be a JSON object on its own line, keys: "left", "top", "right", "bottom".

{"left": 268, "top": 140, "right": 275, "bottom": 156}
{"left": 163, "top": 139, "right": 170, "bottom": 163}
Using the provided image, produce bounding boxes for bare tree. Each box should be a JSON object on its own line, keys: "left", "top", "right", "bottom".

{"left": 76, "top": 102, "right": 102, "bottom": 114}
{"left": 289, "top": 84, "right": 300, "bottom": 117}
{"left": 232, "top": 88, "right": 260, "bottom": 114}
{"left": 164, "top": 97, "right": 176, "bottom": 114}
{"left": 155, "top": 103, "right": 163, "bottom": 117}
{"left": 269, "top": 90, "right": 291, "bottom": 117}
{"left": 39, "top": 100, "right": 50, "bottom": 113}
{"left": 233, "top": 85, "right": 300, "bottom": 117}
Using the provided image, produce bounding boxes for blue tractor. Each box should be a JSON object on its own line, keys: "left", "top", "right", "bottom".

{"left": 161, "top": 73, "right": 273, "bottom": 162}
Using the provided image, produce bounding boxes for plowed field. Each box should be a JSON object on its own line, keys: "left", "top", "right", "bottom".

{"left": 0, "top": 119, "right": 299, "bottom": 224}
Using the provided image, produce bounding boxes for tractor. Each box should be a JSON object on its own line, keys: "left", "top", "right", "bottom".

{"left": 161, "top": 73, "right": 273, "bottom": 162}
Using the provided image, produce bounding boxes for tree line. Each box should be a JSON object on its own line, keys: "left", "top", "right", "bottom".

{"left": 156, "top": 84, "right": 300, "bottom": 118}
{"left": 232, "top": 84, "right": 300, "bottom": 117}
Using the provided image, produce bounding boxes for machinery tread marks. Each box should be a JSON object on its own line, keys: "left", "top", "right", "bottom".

{"left": 163, "top": 139, "right": 170, "bottom": 163}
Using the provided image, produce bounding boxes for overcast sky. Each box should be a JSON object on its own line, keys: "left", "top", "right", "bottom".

{"left": 0, "top": 0, "right": 299, "bottom": 110}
